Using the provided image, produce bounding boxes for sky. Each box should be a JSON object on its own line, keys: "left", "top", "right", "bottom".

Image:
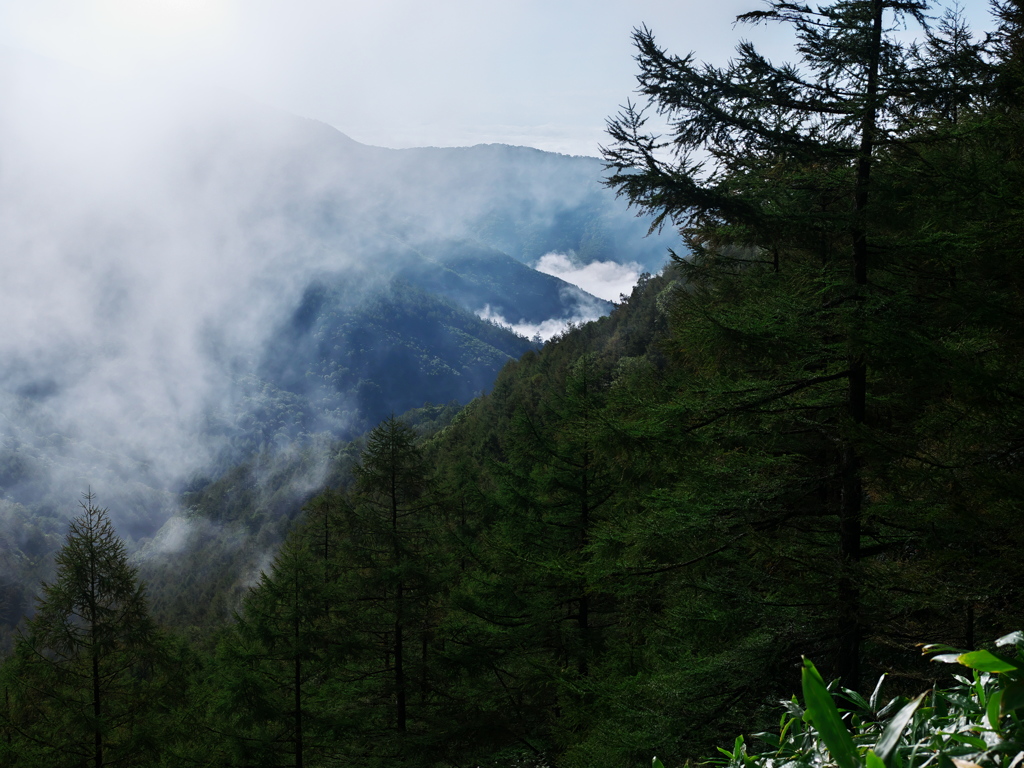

{"left": 0, "top": 0, "right": 997, "bottom": 157}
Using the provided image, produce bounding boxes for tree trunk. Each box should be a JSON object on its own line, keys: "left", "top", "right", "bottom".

{"left": 837, "top": 0, "right": 884, "bottom": 692}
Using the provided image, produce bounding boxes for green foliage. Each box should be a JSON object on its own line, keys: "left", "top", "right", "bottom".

{"left": 4, "top": 5, "right": 1023, "bottom": 768}
{"left": 0, "top": 492, "right": 170, "bottom": 767}
{"left": 205, "top": 536, "right": 347, "bottom": 767}
{"left": 603, "top": 0, "right": 1024, "bottom": 696}
{"left": 709, "top": 634, "right": 1024, "bottom": 768}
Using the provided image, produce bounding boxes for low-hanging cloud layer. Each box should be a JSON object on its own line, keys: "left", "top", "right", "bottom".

{"left": 533, "top": 252, "right": 642, "bottom": 303}
{"left": 0, "top": 56, "right": 308, "bottom": 486}
{"left": 0, "top": 51, "right": 672, "bottom": 541}
{"left": 477, "top": 291, "right": 610, "bottom": 342}
{"left": 0, "top": 53, "right": 398, "bottom": 537}
{"left": 475, "top": 252, "right": 639, "bottom": 341}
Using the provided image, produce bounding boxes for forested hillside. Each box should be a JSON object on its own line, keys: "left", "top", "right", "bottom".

{"left": 0, "top": 54, "right": 632, "bottom": 637}
{"left": 2, "top": 1, "right": 1024, "bottom": 767}
{"left": 0, "top": 49, "right": 658, "bottom": 521}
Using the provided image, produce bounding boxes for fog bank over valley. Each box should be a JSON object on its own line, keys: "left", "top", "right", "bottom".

{"left": 0, "top": 51, "right": 673, "bottom": 566}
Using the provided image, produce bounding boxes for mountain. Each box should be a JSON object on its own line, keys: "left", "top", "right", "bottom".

{"left": 0, "top": 52, "right": 670, "bottom": 639}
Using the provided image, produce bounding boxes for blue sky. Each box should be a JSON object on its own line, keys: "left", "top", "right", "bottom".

{"left": 0, "top": 0, "right": 998, "bottom": 155}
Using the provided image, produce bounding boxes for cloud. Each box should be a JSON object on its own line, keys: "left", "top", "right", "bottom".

{"left": 0, "top": 51, "right": 641, "bottom": 543}
{"left": 477, "top": 284, "right": 609, "bottom": 342}
{"left": 0, "top": 52, "right": 362, "bottom": 530}
{"left": 533, "top": 252, "right": 642, "bottom": 302}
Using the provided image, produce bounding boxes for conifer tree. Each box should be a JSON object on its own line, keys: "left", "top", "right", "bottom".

{"left": 318, "top": 414, "right": 444, "bottom": 765}
{"left": 602, "top": 0, "right": 995, "bottom": 689}
{"left": 353, "top": 415, "right": 432, "bottom": 736}
{"left": 211, "top": 535, "right": 343, "bottom": 768}
{"left": 0, "top": 491, "right": 160, "bottom": 768}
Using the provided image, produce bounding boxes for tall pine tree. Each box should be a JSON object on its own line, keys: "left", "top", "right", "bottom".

{"left": 0, "top": 492, "right": 162, "bottom": 768}
{"left": 603, "top": 0, "right": 996, "bottom": 689}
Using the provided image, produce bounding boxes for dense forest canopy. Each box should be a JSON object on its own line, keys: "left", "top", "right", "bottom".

{"left": 2, "top": 1, "right": 1024, "bottom": 767}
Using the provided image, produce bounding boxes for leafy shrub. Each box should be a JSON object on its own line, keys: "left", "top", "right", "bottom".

{"left": 688, "top": 633, "right": 1024, "bottom": 768}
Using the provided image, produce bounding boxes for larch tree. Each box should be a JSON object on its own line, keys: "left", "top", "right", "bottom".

{"left": 602, "top": 0, "right": 994, "bottom": 689}
{"left": 211, "top": 534, "right": 345, "bottom": 768}
{"left": 330, "top": 413, "right": 440, "bottom": 762}
{"left": 0, "top": 492, "right": 161, "bottom": 768}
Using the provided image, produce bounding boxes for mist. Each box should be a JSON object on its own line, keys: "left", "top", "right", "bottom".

{"left": 0, "top": 52, "right": 358, "bottom": 533}
{"left": 533, "top": 252, "right": 643, "bottom": 302}
{"left": 477, "top": 285, "right": 612, "bottom": 342}
{"left": 0, "top": 49, "right": 676, "bottom": 548}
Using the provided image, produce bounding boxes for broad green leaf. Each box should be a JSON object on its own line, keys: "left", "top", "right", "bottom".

{"left": 996, "top": 632, "right": 1024, "bottom": 649}
{"left": 869, "top": 674, "right": 887, "bottom": 712}
{"left": 974, "top": 670, "right": 986, "bottom": 704}
{"left": 875, "top": 693, "right": 926, "bottom": 764}
{"left": 877, "top": 696, "right": 907, "bottom": 719}
{"left": 866, "top": 750, "right": 886, "bottom": 768}
{"left": 782, "top": 697, "right": 804, "bottom": 719}
{"left": 653, "top": 757, "right": 666, "bottom": 768}
{"left": 841, "top": 688, "right": 871, "bottom": 713}
{"left": 989, "top": 742, "right": 1024, "bottom": 755}
{"left": 941, "top": 733, "right": 987, "bottom": 749}
{"left": 939, "top": 692, "right": 979, "bottom": 712}
{"left": 801, "top": 658, "right": 858, "bottom": 768}
{"left": 958, "top": 650, "right": 1020, "bottom": 674}
{"left": 987, "top": 688, "right": 1004, "bottom": 732}
{"left": 1003, "top": 681, "right": 1024, "bottom": 713}
{"left": 754, "top": 732, "right": 781, "bottom": 748}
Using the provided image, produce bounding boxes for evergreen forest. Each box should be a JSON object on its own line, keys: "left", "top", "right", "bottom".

{"left": 2, "top": 1, "right": 1024, "bottom": 766}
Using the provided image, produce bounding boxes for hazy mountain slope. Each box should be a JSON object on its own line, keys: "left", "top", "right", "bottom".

{"left": 252, "top": 275, "right": 539, "bottom": 441}
{"left": 135, "top": 268, "right": 671, "bottom": 644}
{"left": 0, "top": 52, "right": 672, "bottom": 642}
{"left": 365, "top": 143, "right": 673, "bottom": 269}
{"left": 0, "top": 52, "right": 644, "bottom": 497}
{"left": 396, "top": 238, "right": 611, "bottom": 325}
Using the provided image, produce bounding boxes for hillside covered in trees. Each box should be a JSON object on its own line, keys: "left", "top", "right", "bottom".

{"left": 2, "top": 0, "right": 1024, "bottom": 767}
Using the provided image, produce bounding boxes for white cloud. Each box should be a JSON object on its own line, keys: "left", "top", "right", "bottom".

{"left": 533, "top": 252, "right": 641, "bottom": 302}
{"left": 478, "top": 301, "right": 604, "bottom": 343}
{"left": 0, "top": 54, "right": 359, "bottom": 521}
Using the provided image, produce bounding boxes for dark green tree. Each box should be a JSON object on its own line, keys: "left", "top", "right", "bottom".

{"left": 210, "top": 534, "right": 344, "bottom": 768}
{"left": 602, "top": 0, "right": 998, "bottom": 691}
{"left": 353, "top": 415, "right": 432, "bottom": 737}
{"left": 314, "top": 415, "right": 444, "bottom": 766}
{"left": 0, "top": 492, "right": 161, "bottom": 768}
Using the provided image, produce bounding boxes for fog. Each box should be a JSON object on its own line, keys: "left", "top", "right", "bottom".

{"left": 0, "top": 50, "right": 673, "bottom": 548}
{"left": 0, "top": 53, "right": 353, "bottom": 527}
{"left": 477, "top": 290, "right": 610, "bottom": 343}
{"left": 3, "top": 0, "right": 988, "bottom": 625}
{"left": 0, "top": 0, "right": 830, "bottom": 157}
{"left": 475, "top": 252, "right": 642, "bottom": 340}
{"left": 534, "top": 252, "right": 643, "bottom": 303}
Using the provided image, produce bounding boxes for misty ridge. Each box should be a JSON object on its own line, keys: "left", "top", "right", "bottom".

{"left": 0, "top": 50, "right": 672, "bottom": 573}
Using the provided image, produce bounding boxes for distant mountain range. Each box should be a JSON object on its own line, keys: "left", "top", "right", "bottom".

{"left": 0, "top": 51, "right": 672, "bottom": 549}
